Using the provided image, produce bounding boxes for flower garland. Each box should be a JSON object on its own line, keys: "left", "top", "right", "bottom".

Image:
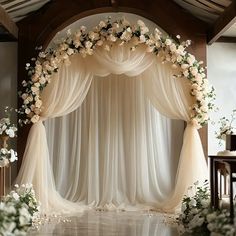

{"left": 18, "top": 17, "right": 215, "bottom": 127}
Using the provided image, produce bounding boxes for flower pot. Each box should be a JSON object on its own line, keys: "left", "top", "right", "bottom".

{"left": 226, "top": 134, "right": 236, "bottom": 151}
{"left": 0, "top": 135, "right": 9, "bottom": 148}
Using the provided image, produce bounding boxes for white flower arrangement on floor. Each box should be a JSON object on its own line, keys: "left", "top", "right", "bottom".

{"left": 178, "top": 181, "right": 235, "bottom": 236}
{"left": 18, "top": 17, "right": 215, "bottom": 128}
{"left": 215, "top": 109, "right": 236, "bottom": 146}
{"left": 0, "top": 148, "right": 18, "bottom": 167}
{"left": 0, "top": 184, "right": 40, "bottom": 235}
{"left": 0, "top": 107, "right": 17, "bottom": 138}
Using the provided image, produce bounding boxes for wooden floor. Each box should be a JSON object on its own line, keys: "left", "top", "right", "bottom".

{"left": 28, "top": 210, "right": 179, "bottom": 236}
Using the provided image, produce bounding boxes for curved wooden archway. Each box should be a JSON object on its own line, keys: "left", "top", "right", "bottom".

{"left": 17, "top": 0, "right": 208, "bottom": 168}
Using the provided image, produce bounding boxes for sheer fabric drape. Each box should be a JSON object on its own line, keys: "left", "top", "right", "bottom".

{"left": 16, "top": 43, "right": 207, "bottom": 214}
{"left": 45, "top": 75, "right": 184, "bottom": 210}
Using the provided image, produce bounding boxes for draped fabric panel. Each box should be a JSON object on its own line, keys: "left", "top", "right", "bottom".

{"left": 16, "top": 43, "right": 207, "bottom": 214}
{"left": 45, "top": 75, "right": 184, "bottom": 210}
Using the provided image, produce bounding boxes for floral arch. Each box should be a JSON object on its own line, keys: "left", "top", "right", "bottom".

{"left": 19, "top": 17, "right": 213, "bottom": 126}
{"left": 16, "top": 17, "right": 214, "bottom": 214}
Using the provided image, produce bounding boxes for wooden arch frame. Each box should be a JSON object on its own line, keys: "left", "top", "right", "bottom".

{"left": 17, "top": 0, "right": 208, "bottom": 167}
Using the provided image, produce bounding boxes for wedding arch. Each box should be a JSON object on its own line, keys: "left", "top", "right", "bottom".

{"left": 16, "top": 17, "right": 214, "bottom": 214}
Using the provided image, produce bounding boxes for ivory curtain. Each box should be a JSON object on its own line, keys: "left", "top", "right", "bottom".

{"left": 16, "top": 43, "right": 208, "bottom": 214}
{"left": 45, "top": 75, "right": 184, "bottom": 210}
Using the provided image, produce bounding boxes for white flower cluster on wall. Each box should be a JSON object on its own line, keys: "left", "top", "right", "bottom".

{"left": 19, "top": 17, "right": 215, "bottom": 127}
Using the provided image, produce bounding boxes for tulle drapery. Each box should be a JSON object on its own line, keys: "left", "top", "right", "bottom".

{"left": 16, "top": 43, "right": 207, "bottom": 214}
{"left": 45, "top": 75, "right": 184, "bottom": 210}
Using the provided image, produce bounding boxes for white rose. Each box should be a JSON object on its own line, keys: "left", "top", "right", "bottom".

{"left": 39, "top": 77, "right": 46, "bottom": 85}
{"left": 196, "top": 92, "right": 203, "bottom": 101}
{"left": 176, "top": 55, "right": 183, "bottom": 62}
{"left": 39, "top": 52, "right": 46, "bottom": 58}
{"left": 0, "top": 158, "right": 9, "bottom": 167}
{"left": 2, "top": 221, "right": 16, "bottom": 232}
{"left": 12, "top": 192, "right": 19, "bottom": 200}
{"left": 165, "top": 38, "right": 172, "bottom": 46}
{"left": 85, "top": 41, "right": 93, "bottom": 49}
{"left": 120, "top": 31, "right": 132, "bottom": 41}
{"left": 126, "top": 27, "right": 132, "bottom": 33}
{"left": 31, "top": 115, "right": 40, "bottom": 123}
{"left": 190, "top": 208, "right": 199, "bottom": 214}
{"left": 6, "top": 128, "right": 15, "bottom": 138}
{"left": 170, "top": 44, "right": 176, "bottom": 52}
{"left": 181, "top": 64, "right": 189, "bottom": 70}
{"left": 1, "top": 124, "right": 7, "bottom": 131}
{"left": 99, "top": 21, "right": 106, "bottom": 28}
{"left": 190, "top": 67, "right": 198, "bottom": 76}
{"left": 201, "top": 199, "right": 210, "bottom": 208}
{"left": 191, "top": 83, "right": 201, "bottom": 91}
{"left": 31, "top": 86, "right": 39, "bottom": 93}
{"left": 183, "top": 70, "right": 189, "bottom": 77}
{"left": 67, "top": 48, "right": 74, "bottom": 56}
{"left": 206, "top": 212, "right": 217, "bottom": 223}
{"left": 187, "top": 55, "right": 195, "bottom": 65}
{"left": 74, "top": 40, "right": 81, "bottom": 48}
{"left": 108, "top": 34, "right": 117, "bottom": 42}
{"left": 96, "top": 40, "right": 103, "bottom": 46}
{"left": 201, "top": 105, "right": 208, "bottom": 113}
{"left": 23, "top": 98, "right": 30, "bottom": 105}
{"left": 28, "top": 95, "right": 33, "bottom": 102}
{"left": 19, "top": 215, "right": 29, "bottom": 226}
{"left": 189, "top": 215, "right": 205, "bottom": 228}
{"left": 189, "top": 198, "right": 197, "bottom": 207}
{"left": 21, "top": 93, "right": 28, "bottom": 100}
{"left": 88, "top": 31, "right": 99, "bottom": 41}
{"left": 181, "top": 202, "right": 187, "bottom": 212}
{"left": 137, "top": 20, "right": 145, "bottom": 27}
{"left": 194, "top": 73, "right": 203, "bottom": 81}
{"left": 34, "top": 82, "right": 40, "bottom": 88}
{"left": 140, "top": 26, "right": 149, "bottom": 34}
{"left": 176, "top": 45, "right": 185, "bottom": 55}
{"left": 202, "top": 113, "right": 209, "bottom": 121}
{"left": 5, "top": 205, "right": 16, "bottom": 214}
{"left": 139, "top": 35, "right": 146, "bottom": 43}
{"left": 35, "top": 99, "right": 42, "bottom": 108}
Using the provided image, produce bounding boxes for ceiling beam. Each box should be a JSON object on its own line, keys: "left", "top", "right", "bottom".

{"left": 208, "top": 0, "right": 236, "bottom": 44}
{"left": 216, "top": 36, "right": 236, "bottom": 43}
{"left": 0, "top": 4, "right": 18, "bottom": 40}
